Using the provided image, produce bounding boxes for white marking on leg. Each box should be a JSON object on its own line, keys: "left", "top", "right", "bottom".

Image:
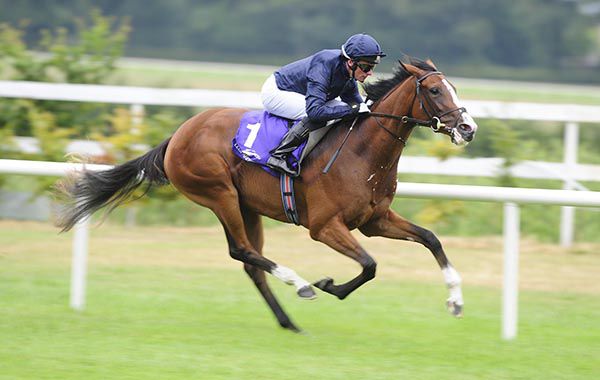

{"left": 271, "top": 265, "right": 310, "bottom": 291}
{"left": 442, "top": 265, "right": 464, "bottom": 306}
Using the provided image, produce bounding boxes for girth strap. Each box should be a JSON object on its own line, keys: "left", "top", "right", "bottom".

{"left": 279, "top": 173, "right": 300, "bottom": 225}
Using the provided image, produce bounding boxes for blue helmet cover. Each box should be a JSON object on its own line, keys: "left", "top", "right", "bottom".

{"left": 341, "top": 34, "right": 386, "bottom": 63}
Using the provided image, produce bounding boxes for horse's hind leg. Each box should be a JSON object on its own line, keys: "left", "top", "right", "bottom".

{"left": 359, "top": 209, "right": 464, "bottom": 317}
{"left": 206, "top": 185, "right": 316, "bottom": 300}
{"left": 241, "top": 207, "right": 303, "bottom": 332}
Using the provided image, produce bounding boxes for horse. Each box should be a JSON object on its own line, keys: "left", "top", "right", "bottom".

{"left": 55, "top": 57, "right": 478, "bottom": 332}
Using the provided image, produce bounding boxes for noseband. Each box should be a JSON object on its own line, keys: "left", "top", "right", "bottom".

{"left": 369, "top": 71, "right": 466, "bottom": 143}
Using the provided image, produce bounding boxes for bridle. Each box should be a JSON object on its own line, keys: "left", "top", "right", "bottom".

{"left": 368, "top": 71, "right": 467, "bottom": 144}
{"left": 323, "top": 70, "right": 467, "bottom": 173}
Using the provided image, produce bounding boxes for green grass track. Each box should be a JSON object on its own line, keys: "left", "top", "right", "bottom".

{"left": 1, "top": 222, "right": 598, "bottom": 379}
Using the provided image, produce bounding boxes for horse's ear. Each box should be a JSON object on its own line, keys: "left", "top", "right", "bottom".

{"left": 398, "top": 59, "right": 420, "bottom": 77}
{"left": 425, "top": 58, "right": 438, "bottom": 70}
{"left": 398, "top": 59, "right": 409, "bottom": 72}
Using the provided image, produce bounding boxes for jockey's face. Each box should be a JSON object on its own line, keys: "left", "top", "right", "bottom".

{"left": 348, "top": 60, "right": 375, "bottom": 83}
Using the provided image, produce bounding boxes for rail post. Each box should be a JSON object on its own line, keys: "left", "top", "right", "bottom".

{"left": 560, "top": 122, "right": 579, "bottom": 247}
{"left": 70, "top": 217, "right": 90, "bottom": 311}
{"left": 502, "top": 202, "right": 520, "bottom": 340}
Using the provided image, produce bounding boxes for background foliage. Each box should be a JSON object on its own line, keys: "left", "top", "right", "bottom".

{"left": 0, "top": 12, "right": 183, "bottom": 200}
{"left": 0, "top": 7, "right": 599, "bottom": 242}
{"left": 0, "top": 0, "right": 598, "bottom": 82}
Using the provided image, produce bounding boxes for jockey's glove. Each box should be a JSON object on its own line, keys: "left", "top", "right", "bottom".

{"left": 351, "top": 102, "right": 371, "bottom": 115}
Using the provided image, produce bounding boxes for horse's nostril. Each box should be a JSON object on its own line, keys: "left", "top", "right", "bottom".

{"left": 458, "top": 124, "right": 472, "bottom": 133}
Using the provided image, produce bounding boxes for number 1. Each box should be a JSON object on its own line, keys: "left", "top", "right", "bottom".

{"left": 244, "top": 122, "right": 261, "bottom": 148}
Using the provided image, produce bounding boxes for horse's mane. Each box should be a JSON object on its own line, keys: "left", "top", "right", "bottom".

{"left": 363, "top": 57, "right": 437, "bottom": 102}
{"left": 307, "top": 57, "right": 438, "bottom": 165}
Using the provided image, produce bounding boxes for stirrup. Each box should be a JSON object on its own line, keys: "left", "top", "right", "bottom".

{"left": 267, "top": 156, "right": 300, "bottom": 177}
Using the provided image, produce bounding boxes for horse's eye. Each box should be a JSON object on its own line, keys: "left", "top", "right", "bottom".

{"left": 430, "top": 87, "right": 440, "bottom": 95}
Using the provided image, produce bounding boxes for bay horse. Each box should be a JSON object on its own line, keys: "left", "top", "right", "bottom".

{"left": 55, "top": 57, "right": 478, "bottom": 332}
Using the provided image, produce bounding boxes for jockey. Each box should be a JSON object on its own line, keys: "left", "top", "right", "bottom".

{"left": 261, "top": 33, "right": 386, "bottom": 177}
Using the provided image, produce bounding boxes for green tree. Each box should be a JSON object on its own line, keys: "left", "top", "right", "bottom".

{"left": 1, "top": 0, "right": 595, "bottom": 80}
{"left": 0, "top": 10, "right": 130, "bottom": 161}
{"left": 0, "top": 9, "right": 131, "bottom": 202}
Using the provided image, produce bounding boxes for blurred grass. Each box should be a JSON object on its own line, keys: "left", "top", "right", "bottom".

{"left": 455, "top": 85, "right": 600, "bottom": 105}
{"left": 107, "top": 65, "right": 270, "bottom": 91}
{"left": 104, "top": 59, "right": 600, "bottom": 105}
{"left": 1, "top": 221, "right": 599, "bottom": 379}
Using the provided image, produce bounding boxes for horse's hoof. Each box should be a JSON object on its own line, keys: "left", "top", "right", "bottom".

{"left": 313, "top": 277, "right": 334, "bottom": 291}
{"left": 297, "top": 285, "right": 317, "bottom": 300}
{"left": 287, "top": 326, "right": 309, "bottom": 336}
{"left": 447, "top": 300, "right": 464, "bottom": 318}
{"left": 282, "top": 322, "right": 304, "bottom": 334}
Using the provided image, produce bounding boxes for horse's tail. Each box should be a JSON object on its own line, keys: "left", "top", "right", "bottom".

{"left": 54, "top": 138, "right": 171, "bottom": 232}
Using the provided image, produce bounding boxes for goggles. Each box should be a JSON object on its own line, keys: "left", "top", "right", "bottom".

{"left": 356, "top": 62, "right": 376, "bottom": 73}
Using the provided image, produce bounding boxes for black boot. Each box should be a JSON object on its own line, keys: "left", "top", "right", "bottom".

{"left": 266, "top": 117, "right": 312, "bottom": 177}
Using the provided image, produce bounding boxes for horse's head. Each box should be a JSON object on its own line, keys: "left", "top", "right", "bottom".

{"left": 400, "top": 59, "right": 478, "bottom": 145}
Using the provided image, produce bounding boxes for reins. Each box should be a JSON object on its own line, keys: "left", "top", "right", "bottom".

{"left": 369, "top": 113, "right": 408, "bottom": 146}
{"left": 322, "top": 69, "right": 466, "bottom": 174}
{"left": 368, "top": 111, "right": 445, "bottom": 145}
{"left": 368, "top": 71, "right": 466, "bottom": 143}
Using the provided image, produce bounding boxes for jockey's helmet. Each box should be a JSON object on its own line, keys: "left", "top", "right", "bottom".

{"left": 341, "top": 34, "right": 386, "bottom": 64}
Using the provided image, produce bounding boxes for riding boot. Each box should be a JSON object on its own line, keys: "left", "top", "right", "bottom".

{"left": 266, "top": 117, "right": 312, "bottom": 177}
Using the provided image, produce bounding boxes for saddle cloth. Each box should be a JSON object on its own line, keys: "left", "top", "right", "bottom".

{"left": 232, "top": 110, "right": 333, "bottom": 177}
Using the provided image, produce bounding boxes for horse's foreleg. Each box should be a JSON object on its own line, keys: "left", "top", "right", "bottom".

{"left": 241, "top": 208, "right": 303, "bottom": 332}
{"left": 310, "top": 216, "right": 377, "bottom": 300}
{"left": 359, "top": 209, "right": 464, "bottom": 317}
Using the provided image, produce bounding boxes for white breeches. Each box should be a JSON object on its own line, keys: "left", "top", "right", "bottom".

{"left": 260, "top": 74, "right": 347, "bottom": 120}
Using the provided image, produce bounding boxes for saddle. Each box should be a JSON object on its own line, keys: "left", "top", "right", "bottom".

{"left": 232, "top": 110, "right": 334, "bottom": 177}
{"left": 232, "top": 110, "right": 338, "bottom": 225}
